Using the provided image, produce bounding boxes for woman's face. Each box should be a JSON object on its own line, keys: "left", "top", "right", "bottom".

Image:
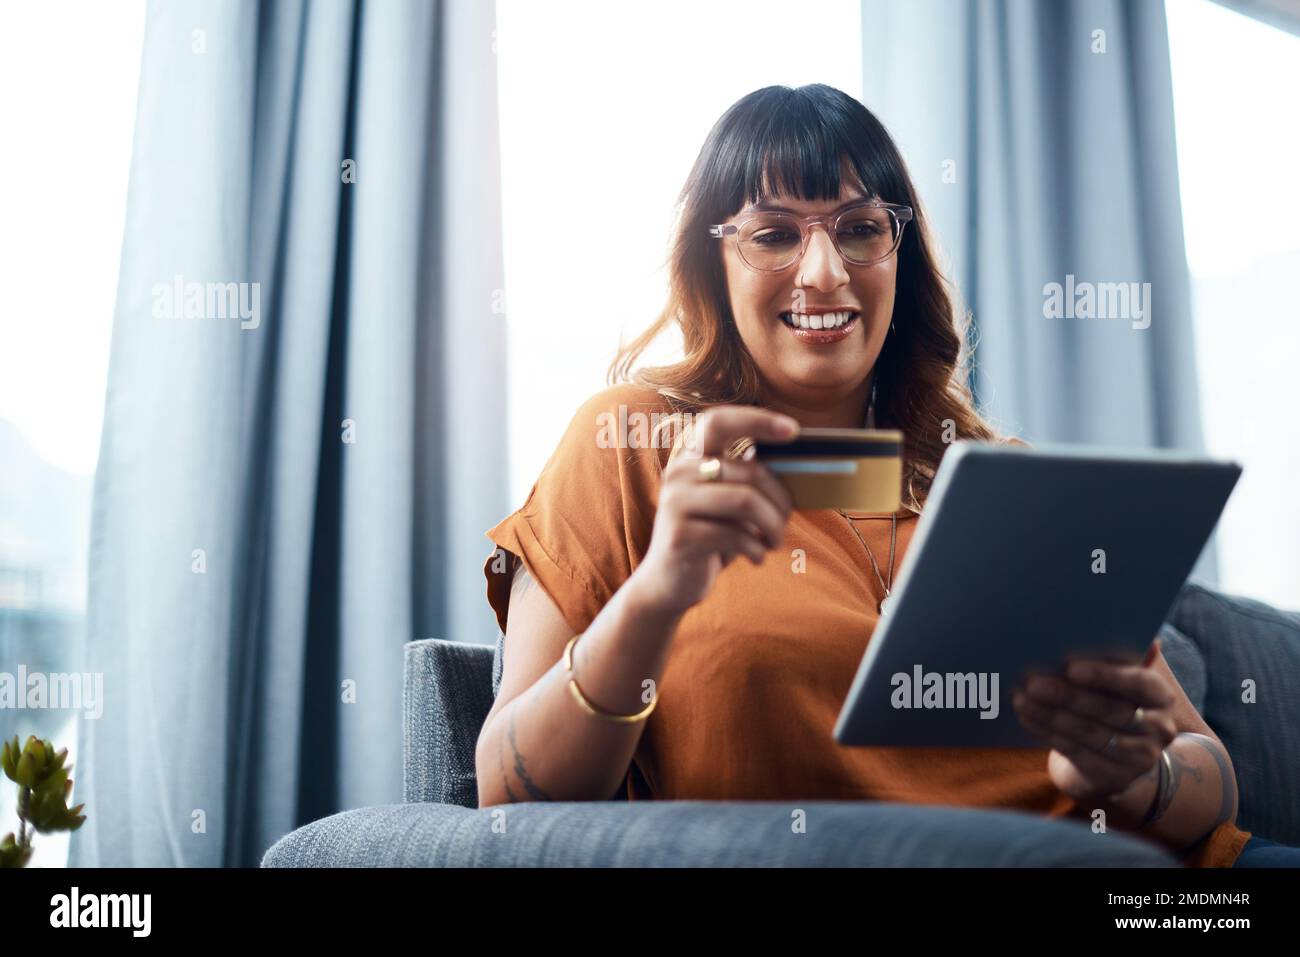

{"left": 719, "top": 182, "right": 897, "bottom": 422}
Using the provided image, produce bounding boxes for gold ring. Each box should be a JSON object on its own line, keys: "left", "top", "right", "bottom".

{"left": 697, "top": 456, "right": 723, "bottom": 482}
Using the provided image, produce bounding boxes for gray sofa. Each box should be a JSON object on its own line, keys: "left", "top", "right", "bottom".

{"left": 262, "top": 581, "right": 1299, "bottom": 866}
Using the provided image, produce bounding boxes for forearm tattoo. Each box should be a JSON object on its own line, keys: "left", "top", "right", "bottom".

{"left": 1146, "top": 732, "right": 1236, "bottom": 830}
{"left": 502, "top": 684, "right": 553, "bottom": 801}
{"left": 496, "top": 717, "right": 520, "bottom": 803}
{"left": 1185, "top": 732, "right": 1238, "bottom": 827}
{"left": 493, "top": 560, "right": 555, "bottom": 802}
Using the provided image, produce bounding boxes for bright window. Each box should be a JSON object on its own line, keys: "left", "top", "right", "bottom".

{"left": 494, "top": 0, "right": 863, "bottom": 504}
{"left": 0, "top": 0, "right": 146, "bottom": 867}
{"left": 1167, "top": 0, "right": 1300, "bottom": 609}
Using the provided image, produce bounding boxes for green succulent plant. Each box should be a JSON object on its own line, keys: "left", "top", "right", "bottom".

{"left": 1, "top": 735, "right": 87, "bottom": 867}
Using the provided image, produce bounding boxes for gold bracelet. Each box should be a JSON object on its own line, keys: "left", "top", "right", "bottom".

{"left": 562, "top": 634, "right": 657, "bottom": 724}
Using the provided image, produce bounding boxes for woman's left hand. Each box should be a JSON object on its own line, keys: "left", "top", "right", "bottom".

{"left": 1011, "top": 638, "right": 1180, "bottom": 804}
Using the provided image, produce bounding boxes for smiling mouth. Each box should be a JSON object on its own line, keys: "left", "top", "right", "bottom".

{"left": 779, "top": 310, "right": 860, "bottom": 330}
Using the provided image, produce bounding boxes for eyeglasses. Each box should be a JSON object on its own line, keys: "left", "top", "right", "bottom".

{"left": 708, "top": 201, "right": 914, "bottom": 273}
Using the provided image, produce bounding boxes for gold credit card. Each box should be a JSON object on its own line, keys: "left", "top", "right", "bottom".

{"left": 753, "top": 427, "right": 903, "bottom": 512}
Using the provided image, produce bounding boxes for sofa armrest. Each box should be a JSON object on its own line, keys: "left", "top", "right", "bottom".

{"left": 403, "top": 639, "right": 496, "bottom": 808}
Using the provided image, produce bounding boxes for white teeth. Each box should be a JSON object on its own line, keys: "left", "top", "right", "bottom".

{"left": 782, "top": 311, "right": 856, "bottom": 329}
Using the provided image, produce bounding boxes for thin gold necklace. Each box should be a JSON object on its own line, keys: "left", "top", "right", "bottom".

{"left": 840, "top": 382, "right": 896, "bottom": 614}
{"left": 837, "top": 509, "right": 897, "bottom": 615}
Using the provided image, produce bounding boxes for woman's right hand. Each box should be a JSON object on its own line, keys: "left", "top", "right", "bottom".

{"left": 629, "top": 405, "right": 799, "bottom": 618}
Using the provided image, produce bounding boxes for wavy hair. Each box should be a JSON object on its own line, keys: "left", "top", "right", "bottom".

{"left": 607, "top": 84, "right": 1003, "bottom": 510}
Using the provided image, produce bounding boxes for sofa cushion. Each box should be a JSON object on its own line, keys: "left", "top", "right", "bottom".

{"left": 1157, "top": 621, "right": 1206, "bottom": 714}
{"left": 262, "top": 800, "right": 1178, "bottom": 867}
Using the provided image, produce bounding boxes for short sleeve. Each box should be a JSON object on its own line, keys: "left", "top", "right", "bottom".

{"left": 1179, "top": 822, "right": 1252, "bottom": 868}
{"left": 482, "top": 384, "right": 672, "bottom": 638}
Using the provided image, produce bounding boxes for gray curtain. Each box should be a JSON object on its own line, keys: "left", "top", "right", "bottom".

{"left": 861, "top": 0, "right": 1218, "bottom": 582}
{"left": 72, "top": 0, "right": 506, "bottom": 867}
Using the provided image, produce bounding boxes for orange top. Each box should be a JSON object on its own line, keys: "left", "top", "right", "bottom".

{"left": 483, "top": 383, "right": 1250, "bottom": 867}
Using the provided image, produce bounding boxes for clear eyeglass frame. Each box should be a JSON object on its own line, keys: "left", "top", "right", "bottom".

{"left": 707, "top": 201, "right": 915, "bottom": 272}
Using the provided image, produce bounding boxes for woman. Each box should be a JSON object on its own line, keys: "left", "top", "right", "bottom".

{"left": 477, "top": 84, "right": 1271, "bottom": 867}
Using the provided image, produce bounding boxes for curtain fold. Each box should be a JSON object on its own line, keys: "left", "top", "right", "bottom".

{"left": 73, "top": 0, "right": 507, "bottom": 867}
{"left": 861, "top": 0, "right": 1206, "bottom": 446}
{"left": 860, "top": 0, "right": 1218, "bottom": 581}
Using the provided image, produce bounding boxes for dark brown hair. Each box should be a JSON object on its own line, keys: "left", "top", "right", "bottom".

{"left": 607, "top": 84, "right": 1003, "bottom": 510}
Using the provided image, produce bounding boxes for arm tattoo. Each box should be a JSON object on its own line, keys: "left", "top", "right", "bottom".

{"left": 488, "top": 681, "right": 551, "bottom": 806}
{"left": 493, "top": 561, "right": 554, "bottom": 802}
{"left": 496, "top": 724, "right": 520, "bottom": 803}
{"left": 1184, "top": 732, "right": 1238, "bottom": 827}
{"left": 1143, "top": 732, "right": 1239, "bottom": 835}
{"left": 501, "top": 685, "right": 553, "bottom": 802}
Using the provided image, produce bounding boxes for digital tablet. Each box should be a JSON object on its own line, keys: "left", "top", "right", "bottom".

{"left": 832, "top": 440, "right": 1241, "bottom": 748}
